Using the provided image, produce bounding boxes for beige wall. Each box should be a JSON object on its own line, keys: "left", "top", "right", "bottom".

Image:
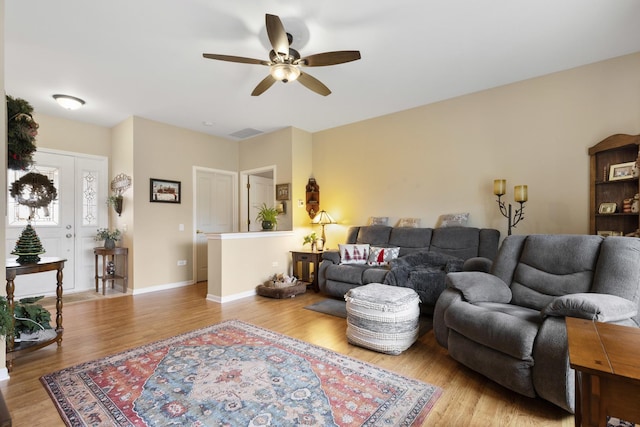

{"left": 130, "top": 116, "right": 238, "bottom": 290}
{"left": 33, "top": 114, "right": 111, "bottom": 158}
{"left": 313, "top": 52, "right": 640, "bottom": 245}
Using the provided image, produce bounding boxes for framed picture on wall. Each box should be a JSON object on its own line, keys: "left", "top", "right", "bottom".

{"left": 276, "top": 183, "right": 290, "bottom": 201}
{"left": 150, "top": 178, "right": 181, "bottom": 203}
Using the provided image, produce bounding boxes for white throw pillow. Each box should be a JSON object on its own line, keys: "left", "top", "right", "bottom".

{"left": 367, "top": 246, "right": 400, "bottom": 266}
{"left": 339, "top": 244, "right": 370, "bottom": 264}
{"left": 438, "top": 212, "right": 469, "bottom": 227}
{"left": 397, "top": 217, "right": 421, "bottom": 228}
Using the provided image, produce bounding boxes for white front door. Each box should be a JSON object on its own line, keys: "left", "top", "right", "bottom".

{"left": 195, "top": 168, "right": 237, "bottom": 282}
{"left": 6, "top": 151, "right": 108, "bottom": 297}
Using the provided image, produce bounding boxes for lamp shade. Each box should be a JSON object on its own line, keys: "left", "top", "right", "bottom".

{"left": 312, "top": 210, "right": 335, "bottom": 225}
{"left": 270, "top": 63, "right": 300, "bottom": 82}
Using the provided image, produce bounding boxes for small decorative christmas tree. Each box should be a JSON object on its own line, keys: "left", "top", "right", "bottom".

{"left": 11, "top": 223, "right": 46, "bottom": 264}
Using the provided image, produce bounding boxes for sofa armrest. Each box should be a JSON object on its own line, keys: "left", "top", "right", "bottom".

{"left": 462, "top": 257, "right": 493, "bottom": 273}
{"left": 321, "top": 250, "right": 341, "bottom": 265}
{"left": 541, "top": 293, "right": 638, "bottom": 322}
{"left": 446, "top": 272, "right": 512, "bottom": 303}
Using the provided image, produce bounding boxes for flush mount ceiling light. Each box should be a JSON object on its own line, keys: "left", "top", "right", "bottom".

{"left": 52, "top": 94, "right": 85, "bottom": 110}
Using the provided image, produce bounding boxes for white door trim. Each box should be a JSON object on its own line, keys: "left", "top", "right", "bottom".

{"left": 192, "top": 166, "right": 238, "bottom": 282}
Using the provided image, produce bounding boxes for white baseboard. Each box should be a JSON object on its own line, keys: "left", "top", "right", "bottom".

{"left": 132, "top": 280, "right": 194, "bottom": 295}
{"left": 206, "top": 289, "right": 256, "bottom": 303}
{"left": 0, "top": 367, "right": 9, "bottom": 381}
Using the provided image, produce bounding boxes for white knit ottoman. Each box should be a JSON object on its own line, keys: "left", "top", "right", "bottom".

{"left": 344, "top": 283, "right": 420, "bottom": 355}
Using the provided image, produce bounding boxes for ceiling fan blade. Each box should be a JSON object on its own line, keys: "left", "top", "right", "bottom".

{"left": 251, "top": 75, "right": 277, "bottom": 96}
{"left": 297, "top": 72, "right": 331, "bottom": 96}
{"left": 266, "top": 14, "right": 289, "bottom": 57}
{"left": 299, "top": 51, "right": 361, "bottom": 67}
{"left": 203, "top": 53, "right": 270, "bottom": 66}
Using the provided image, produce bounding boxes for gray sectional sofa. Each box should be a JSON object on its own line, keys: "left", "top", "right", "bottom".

{"left": 434, "top": 234, "right": 640, "bottom": 412}
{"left": 318, "top": 225, "right": 500, "bottom": 312}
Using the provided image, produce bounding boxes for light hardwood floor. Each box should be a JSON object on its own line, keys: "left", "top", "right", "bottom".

{"left": 0, "top": 283, "right": 574, "bottom": 426}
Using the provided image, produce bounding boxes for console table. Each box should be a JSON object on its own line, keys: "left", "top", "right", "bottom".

{"left": 291, "top": 250, "right": 322, "bottom": 292}
{"left": 5, "top": 257, "right": 66, "bottom": 372}
{"left": 566, "top": 317, "right": 640, "bottom": 426}
{"left": 94, "top": 247, "right": 129, "bottom": 295}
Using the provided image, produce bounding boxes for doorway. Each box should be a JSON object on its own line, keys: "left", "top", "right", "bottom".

{"left": 194, "top": 167, "right": 238, "bottom": 282}
{"left": 5, "top": 150, "right": 108, "bottom": 297}
{"left": 240, "top": 166, "right": 276, "bottom": 232}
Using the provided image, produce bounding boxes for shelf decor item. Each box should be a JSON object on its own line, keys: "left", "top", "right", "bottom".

{"left": 256, "top": 203, "right": 278, "bottom": 230}
{"left": 11, "top": 223, "right": 46, "bottom": 264}
{"left": 609, "top": 161, "right": 636, "bottom": 181}
{"left": 95, "top": 228, "right": 122, "bottom": 249}
{"left": 598, "top": 202, "right": 617, "bottom": 214}
{"left": 312, "top": 210, "right": 336, "bottom": 250}
{"left": 493, "top": 179, "right": 528, "bottom": 236}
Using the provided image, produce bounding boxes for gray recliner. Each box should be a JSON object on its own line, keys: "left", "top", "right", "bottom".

{"left": 433, "top": 234, "right": 640, "bottom": 412}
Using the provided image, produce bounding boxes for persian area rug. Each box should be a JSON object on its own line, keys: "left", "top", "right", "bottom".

{"left": 41, "top": 319, "right": 442, "bottom": 426}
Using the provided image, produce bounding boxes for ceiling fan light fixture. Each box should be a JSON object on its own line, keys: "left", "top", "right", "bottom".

{"left": 270, "top": 63, "right": 300, "bottom": 83}
{"left": 53, "top": 94, "right": 85, "bottom": 110}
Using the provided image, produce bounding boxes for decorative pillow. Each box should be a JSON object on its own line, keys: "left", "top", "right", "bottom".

{"left": 397, "top": 217, "right": 421, "bottom": 228}
{"left": 367, "top": 246, "right": 400, "bottom": 266}
{"left": 368, "top": 216, "right": 389, "bottom": 226}
{"left": 339, "top": 244, "right": 370, "bottom": 265}
{"left": 541, "top": 293, "right": 638, "bottom": 322}
{"left": 438, "top": 212, "right": 469, "bottom": 228}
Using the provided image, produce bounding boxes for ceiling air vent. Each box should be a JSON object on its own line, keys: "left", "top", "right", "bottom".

{"left": 229, "top": 128, "right": 264, "bottom": 139}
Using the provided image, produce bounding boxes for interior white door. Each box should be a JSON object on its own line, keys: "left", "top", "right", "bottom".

{"left": 195, "top": 168, "right": 236, "bottom": 282}
{"left": 248, "top": 175, "right": 275, "bottom": 231}
{"left": 6, "top": 151, "right": 108, "bottom": 298}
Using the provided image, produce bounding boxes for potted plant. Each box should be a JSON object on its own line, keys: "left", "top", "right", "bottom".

{"left": 107, "top": 194, "right": 124, "bottom": 216}
{"left": 95, "top": 228, "right": 122, "bottom": 249}
{"left": 256, "top": 203, "right": 278, "bottom": 230}
{"left": 303, "top": 232, "right": 318, "bottom": 251}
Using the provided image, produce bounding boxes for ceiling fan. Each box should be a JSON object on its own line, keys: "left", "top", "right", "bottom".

{"left": 202, "top": 14, "right": 361, "bottom": 96}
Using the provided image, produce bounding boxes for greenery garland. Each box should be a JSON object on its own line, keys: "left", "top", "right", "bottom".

{"left": 7, "top": 95, "right": 39, "bottom": 170}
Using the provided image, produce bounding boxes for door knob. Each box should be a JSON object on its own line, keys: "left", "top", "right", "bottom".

{"left": 66, "top": 233, "right": 72, "bottom": 238}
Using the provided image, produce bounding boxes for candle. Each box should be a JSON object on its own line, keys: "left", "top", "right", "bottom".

{"left": 493, "top": 179, "right": 506, "bottom": 196}
{"left": 514, "top": 185, "right": 528, "bottom": 202}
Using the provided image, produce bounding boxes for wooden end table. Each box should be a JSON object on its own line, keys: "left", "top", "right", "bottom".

{"left": 566, "top": 317, "right": 640, "bottom": 426}
{"left": 5, "top": 257, "right": 66, "bottom": 372}
{"left": 291, "top": 250, "right": 323, "bottom": 292}
{"left": 94, "top": 247, "right": 129, "bottom": 295}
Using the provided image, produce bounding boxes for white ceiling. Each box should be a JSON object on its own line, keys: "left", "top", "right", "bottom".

{"left": 5, "top": 1, "right": 640, "bottom": 140}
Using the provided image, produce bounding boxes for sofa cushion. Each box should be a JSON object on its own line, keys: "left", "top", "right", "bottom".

{"left": 445, "top": 302, "right": 539, "bottom": 361}
{"left": 446, "top": 272, "right": 512, "bottom": 303}
{"left": 388, "top": 227, "right": 432, "bottom": 252}
{"left": 430, "top": 227, "right": 481, "bottom": 260}
{"left": 541, "top": 293, "right": 638, "bottom": 322}
{"left": 339, "top": 244, "right": 370, "bottom": 264}
{"left": 510, "top": 235, "right": 602, "bottom": 311}
{"left": 326, "top": 264, "right": 370, "bottom": 284}
{"left": 367, "top": 246, "right": 400, "bottom": 266}
{"left": 437, "top": 212, "right": 469, "bottom": 228}
{"left": 355, "top": 226, "right": 392, "bottom": 245}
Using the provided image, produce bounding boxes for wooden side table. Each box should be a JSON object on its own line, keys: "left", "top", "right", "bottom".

{"left": 94, "top": 247, "right": 129, "bottom": 295}
{"left": 566, "top": 317, "right": 640, "bottom": 426}
{"left": 291, "top": 251, "right": 323, "bottom": 292}
{"left": 5, "top": 257, "right": 66, "bottom": 372}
